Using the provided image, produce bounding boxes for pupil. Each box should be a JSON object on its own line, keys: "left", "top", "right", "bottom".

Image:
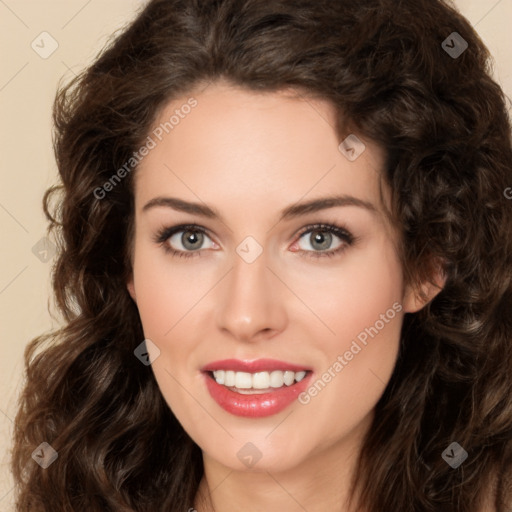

{"left": 182, "top": 230, "right": 203, "bottom": 250}
{"left": 311, "top": 231, "right": 331, "bottom": 251}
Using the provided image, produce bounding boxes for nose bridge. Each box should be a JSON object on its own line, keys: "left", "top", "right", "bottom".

{"left": 215, "top": 245, "right": 286, "bottom": 341}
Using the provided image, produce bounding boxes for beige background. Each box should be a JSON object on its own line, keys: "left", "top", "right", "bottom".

{"left": 0, "top": 0, "right": 511, "bottom": 508}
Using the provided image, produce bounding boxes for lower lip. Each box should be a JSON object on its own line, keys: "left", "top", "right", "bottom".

{"left": 203, "top": 372, "right": 312, "bottom": 418}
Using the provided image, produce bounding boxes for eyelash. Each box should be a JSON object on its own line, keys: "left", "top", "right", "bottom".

{"left": 153, "top": 223, "right": 356, "bottom": 260}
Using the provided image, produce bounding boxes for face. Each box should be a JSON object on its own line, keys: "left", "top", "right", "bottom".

{"left": 127, "top": 80, "right": 423, "bottom": 473}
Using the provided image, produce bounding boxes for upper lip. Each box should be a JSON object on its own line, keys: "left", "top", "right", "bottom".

{"left": 201, "top": 358, "right": 311, "bottom": 373}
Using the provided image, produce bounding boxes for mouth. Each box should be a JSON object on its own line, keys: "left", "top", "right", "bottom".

{"left": 201, "top": 359, "right": 313, "bottom": 417}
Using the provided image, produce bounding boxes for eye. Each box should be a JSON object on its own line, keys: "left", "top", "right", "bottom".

{"left": 154, "top": 222, "right": 356, "bottom": 260}
{"left": 154, "top": 224, "right": 217, "bottom": 258}
{"left": 292, "top": 223, "right": 355, "bottom": 259}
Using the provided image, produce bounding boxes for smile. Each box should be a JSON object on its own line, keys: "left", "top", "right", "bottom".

{"left": 201, "top": 359, "right": 313, "bottom": 417}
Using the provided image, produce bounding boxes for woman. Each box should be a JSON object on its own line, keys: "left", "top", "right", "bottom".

{"left": 12, "top": 0, "right": 512, "bottom": 510}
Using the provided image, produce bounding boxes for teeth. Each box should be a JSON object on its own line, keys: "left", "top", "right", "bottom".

{"left": 295, "top": 370, "right": 306, "bottom": 382}
{"left": 253, "top": 371, "right": 270, "bottom": 388}
{"left": 235, "top": 372, "right": 252, "bottom": 389}
{"left": 212, "top": 369, "right": 308, "bottom": 390}
{"left": 225, "top": 370, "right": 235, "bottom": 387}
{"left": 283, "top": 371, "right": 295, "bottom": 386}
{"left": 269, "top": 370, "right": 283, "bottom": 388}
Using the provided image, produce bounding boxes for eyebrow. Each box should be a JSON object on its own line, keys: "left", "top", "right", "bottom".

{"left": 141, "top": 194, "right": 378, "bottom": 222}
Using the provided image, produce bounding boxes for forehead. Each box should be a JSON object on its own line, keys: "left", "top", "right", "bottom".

{"left": 134, "top": 82, "right": 388, "bottom": 218}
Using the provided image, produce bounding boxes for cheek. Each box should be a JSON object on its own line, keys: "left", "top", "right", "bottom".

{"left": 131, "top": 249, "right": 207, "bottom": 415}
{"left": 132, "top": 247, "right": 214, "bottom": 338}
{"left": 289, "top": 238, "right": 404, "bottom": 347}
{"left": 289, "top": 240, "right": 404, "bottom": 416}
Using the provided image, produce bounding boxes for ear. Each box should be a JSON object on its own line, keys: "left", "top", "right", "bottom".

{"left": 127, "top": 276, "right": 137, "bottom": 303}
{"left": 403, "top": 261, "right": 447, "bottom": 314}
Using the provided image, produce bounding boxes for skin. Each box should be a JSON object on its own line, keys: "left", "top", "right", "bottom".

{"left": 127, "top": 80, "right": 443, "bottom": 512}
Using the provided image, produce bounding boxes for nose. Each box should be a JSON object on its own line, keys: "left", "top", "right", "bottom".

{"left": 215, "top": 247, "right": 288, "bottom": 343}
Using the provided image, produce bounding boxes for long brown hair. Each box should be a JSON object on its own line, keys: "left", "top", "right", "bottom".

{"left": 12, "top": 0, "right": 512, "bottom": 510}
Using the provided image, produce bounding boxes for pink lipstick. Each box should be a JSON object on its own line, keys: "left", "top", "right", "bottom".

{"left": 202, "top": 359, "right": 312, "bottom": 417}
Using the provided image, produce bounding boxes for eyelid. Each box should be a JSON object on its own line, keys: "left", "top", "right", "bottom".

{"left": 295, "top": 223, "right": 354, "bottom": 243}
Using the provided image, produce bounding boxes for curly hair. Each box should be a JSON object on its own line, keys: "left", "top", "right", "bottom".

{"left": 11, "top": 0, "right": 512, "bottom": 510}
